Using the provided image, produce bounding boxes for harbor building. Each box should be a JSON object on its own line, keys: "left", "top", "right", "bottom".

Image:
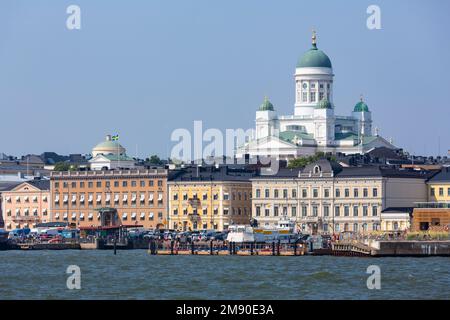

{"left": 236, "top": 32, "right": 396, "bottom": 160}
{"left": 168, "top": 165, "right": 256, "bottom": 232}
{"left": 251, "top": 159, "right": 431, "bottom": 235}
{"left": 50, "top": 168, "right": 168, "bottom": 229}
{"left": 412, "top": 167, "right": 450, "bottom": 231}
{"left": 1, "top": 179, "right": 50, "bottom": 230}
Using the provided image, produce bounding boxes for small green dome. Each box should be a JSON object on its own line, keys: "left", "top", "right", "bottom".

{"left": 316, "top": 98, "right": 332, "bottom": 109}
{"left": 259, "top": 96, "right": 274, "bottom": 111}
{"left": 354, "top": 100, "right": 369, "bottom": 112}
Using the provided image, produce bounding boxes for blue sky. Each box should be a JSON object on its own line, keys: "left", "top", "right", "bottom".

{"left": 0, "top": 0, "right": 449, "bottom": 158}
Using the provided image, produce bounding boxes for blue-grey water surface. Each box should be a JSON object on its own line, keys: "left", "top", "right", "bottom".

{"left": 0, "top": 250, "right": 449, "bottom": 299}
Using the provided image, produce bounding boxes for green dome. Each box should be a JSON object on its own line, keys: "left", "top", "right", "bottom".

{"left": 259, "top": 96, "right": 274, "bottom": 111}
{"left": 315, "top": 98, "right": 332, "bottom": 109}
{"left": 297, "top": 44, "right": 332, "bottom": 69}
{"left": 92, "top": 135, "right": 126, "bottom": 157}
{"left": 354, "top": 100, "right": 369, "bottom": 112}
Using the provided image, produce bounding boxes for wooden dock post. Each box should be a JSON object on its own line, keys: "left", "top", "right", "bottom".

{"left": 210, "top": 240, "right": 213, "bottom": 255}
{"left": 272, "top": 241, "right": 275, "bottom": 256}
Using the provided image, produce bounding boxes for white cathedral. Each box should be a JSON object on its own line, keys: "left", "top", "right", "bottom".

{"left": 236, "top": 32, "right": 396, "bottom": 160}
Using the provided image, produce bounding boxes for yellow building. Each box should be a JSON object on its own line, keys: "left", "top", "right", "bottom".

{"left": 168, "top": 166, "right": 255, "bottom": 231}
{"left": 412, "top": 168, "right": 450, "bottom": 231}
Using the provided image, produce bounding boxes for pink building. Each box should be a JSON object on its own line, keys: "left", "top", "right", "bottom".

{"left": 1, "top": 180, "right": 50, "bottom": 230}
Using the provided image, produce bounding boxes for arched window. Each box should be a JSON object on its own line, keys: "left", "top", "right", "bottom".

{"left": 393, "top": 222, "right": 399, "bottom": 230}
{"left": 314, "top": 165, "right": 321, "bottom": 174}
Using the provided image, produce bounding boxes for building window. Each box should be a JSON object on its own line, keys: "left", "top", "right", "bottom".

{"left": 265, "top": 209, "right": 270, "bottom": 217}
{"left": 149, "top": 180, "right": 154, "bottom": 187}
{"left": 373, "top": 188, "right": 378, "bottom": 197}
{"left": 334, "top": 206, "right": 340, "bottom": 217}
{"left": 439, "top": 188, "right": 444, "bottom": 197}
{"left": 255, "top": 189, "right": 261, "bottom": 198}
{"left": 131, "top": 181, "right": 137, "bottom": 187}
{"left": 183, "top": 193, "right": 188, "bottom": 201}
{"left": 114, "top": 181, "right": 119, "bottom": 187}
{"left": 140, "top": 180, "right": 145, "bottom": 187}
{"left": 310, "top": 92, "right": 316, "bottom": 102}
{"left": 345, "top": 189, "right": 350, "bottom": 197}
{"left": 344, "top": 206, "right": 350, "bottom": 217}
{"left": 335, "top": 189, "right": 340, "bottom": 197}
{"left": 96, "top": 181, "right": 102, "bottom": 188}
{"left": 264, "top": 189, "right": 270, "bottom": 198}
{"left": 323, "top": 223, "right": 328, "bottom": 232}
{"left": 353, "top": 189, "right": 359, "bottom": 198}
{"left": 353, "top": 223, "right": 358, "bottom": 233}
{"left": 372, "top": 206, "right": 378, "bottom": 216}
{"left": 302, "top": 92, "right": 307, "bottom": 102}
{"left": 292, "top": 207, "right": 297, "bottom": 217}
{"left": 173, "top": 194, "right": 178, "bottom": 201}
{"left": 255, "top": 207, "right": 261, "bottom": 217}
{"left": 363, "top": 206, "right": 368, "bottom": 216}
{"left": 55, "top": 182, "right": 59, "bottom": 188}
{"left": 274, "top": 206, "right": 279, "bottom": 217}
{"left": 122, "top": 181, "right": 127, "bottom": 187}
{"left": 302, "top": 206, "right": 307, "bottom": 217}
{"left": 283, "top": 189, "right": 288, "bottom": 199}
{"left": 292, "top": 189, "right": 297, "bottom": 198}
{"left": 313, "top": 189, "right": 318, "bottom": 198}
{"left": 173, "top": 209, "right": 178, "bottom": 215}
{"left": 223, "top": 193, "right": 229, "bottom": 200}
{"left": 63, "top": 182, "right": 68, "bottom": 188}
{"left": 312, "top": 206, "right": 318, "bottom": 217}
{"left": 223, "top": 209, "right": 229, "bottom": 215}
{"left": 274, "top": 190, "right": 279, "bottom": 198}
{"left": 157, "top": 180, "right": 163, "bottom": 187}
{"left": 324, "top": 189, "right": 330, "bottom": 198}
{"left": 71, "top": 182, "right": 76, "bottom": 188}
{"left": 323, "top": 206, "right": 329, "bottom": 217}
{"left": 302, "top": 189, "right": 307, "bottom": 198}
{"left": 88, "top": 182, "right": 93, "bottom": 188}
{"left": 363, "top": 188, "right": 368, "bottom": 197}
{"left": 353, "top": 206, "right": 359, "bottom": 217}
{"left": 319, "top": 92, "right": 324, "bottom": 101}
{"left": 203, "top": 193, "right": 207, "bottom": 200}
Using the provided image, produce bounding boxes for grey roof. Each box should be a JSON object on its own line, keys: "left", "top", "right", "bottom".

{"left": 0, "top": 182, "right": 22, "bottom": 192}
{"left": 381, "top": 207, "right": 414, "bottom": 214}
{"left": 169, "top": 165, "right": 257, "bottom": 182}
{"left": 253, "top": 167, "right": 301, "bottom": 179}
{"left": 428, "top": 167, "right": 450, "bottom": 183}
{"left": 26, "top": 179, "right": 50, "bottom": 190}
{"left": 253, "top": 159, "right": 435, "bottom": 180}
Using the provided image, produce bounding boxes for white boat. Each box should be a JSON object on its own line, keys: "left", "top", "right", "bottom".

{"left": 226, "top": 225, "right": 255, "bottom": 242}
{"left": 227, "top": 218, "right": 300, "bottom": 243}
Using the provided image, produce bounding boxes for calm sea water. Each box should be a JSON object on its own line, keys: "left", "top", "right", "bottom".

{"left": 0, "top": 250, "right": 449, "bottom": 299}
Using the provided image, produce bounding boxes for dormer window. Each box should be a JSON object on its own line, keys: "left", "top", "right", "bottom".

{"left": 314, "top": 165, "right": 321, "bottom": 174}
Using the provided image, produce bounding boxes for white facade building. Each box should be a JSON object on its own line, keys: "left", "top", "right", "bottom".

{"left": 237, "top": 32, "right": 396, "bottom": 160}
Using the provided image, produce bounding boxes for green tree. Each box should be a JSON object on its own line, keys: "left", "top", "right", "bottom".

{"left": 53, "top": 162, "right": 78, "bottom": 171}
{"left": 53, "top": 162, "right": 70, "bottom": 171}
{"left": 287, "top": 152, "right": 336, "bottom": 169}
{"left": 148, "top": 155, "right": 162, "bottom": 165}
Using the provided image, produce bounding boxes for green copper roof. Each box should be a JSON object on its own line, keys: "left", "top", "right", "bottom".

{"left": 102, "top": 154, "right": 134, "bottom": 161}
{"left": 279, "top": 131, "right": 314, "bottom": 144}
{"left": 259, "top": 96, "right": 274, "bottom": 111}
{"left": 354, "top": 100, "right": 369, "bottom": 112}
{"left": 297, "top": 43, "right": 332, "bottom": 69}
{"left": 315, "top": 98, "right": 332, "bottom": 109}
{"left": 94, "top": 141, "right": 123, "bottom": 149}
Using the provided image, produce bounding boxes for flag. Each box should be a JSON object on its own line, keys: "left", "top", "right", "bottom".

{"left": 112, "top": 134, "right": 119, "bottom": 141}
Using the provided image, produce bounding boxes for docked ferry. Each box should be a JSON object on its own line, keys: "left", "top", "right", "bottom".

{"left": 226, "top": 218, "right": 300, "bottom": 243}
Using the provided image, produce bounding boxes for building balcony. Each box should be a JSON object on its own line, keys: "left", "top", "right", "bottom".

{"left": 187, "top": 198, "right": 201, "bottom": 207}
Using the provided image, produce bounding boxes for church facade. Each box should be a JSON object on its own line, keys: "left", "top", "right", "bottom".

{"left": 236, "top": 32, "right": 396, "bottom": 160}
